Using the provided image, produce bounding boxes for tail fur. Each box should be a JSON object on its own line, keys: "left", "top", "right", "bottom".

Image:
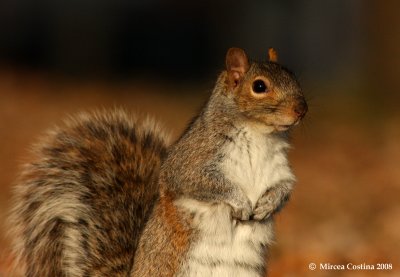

{"left": 8, "top": 109, "right": 170, "bottom": 277}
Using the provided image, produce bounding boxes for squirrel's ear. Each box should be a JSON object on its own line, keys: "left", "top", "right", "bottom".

{"left": 268, "top": 48, "right": 278, "bottom": 62}
{"left": 226, "top": 48, "right": 249, "bottom": 88}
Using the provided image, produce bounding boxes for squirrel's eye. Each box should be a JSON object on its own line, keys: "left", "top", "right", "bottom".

{"left": 252, "top": 80, "right": 268, "bottom": 93}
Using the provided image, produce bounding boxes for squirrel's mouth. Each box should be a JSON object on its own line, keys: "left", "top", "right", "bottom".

{"left": 274, "top": 119, "right": 301, "bottom": 131}
{"left": 274, "top": 125, "right": 291, "bottom": 131}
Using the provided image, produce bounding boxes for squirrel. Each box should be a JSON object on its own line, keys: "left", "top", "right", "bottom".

{"left": 8, "top": 47, "right": 307, "bottom": 277}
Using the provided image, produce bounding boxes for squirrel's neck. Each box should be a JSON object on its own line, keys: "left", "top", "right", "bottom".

{"left": 200, "top": 73, "right": 242, "bottom": 130}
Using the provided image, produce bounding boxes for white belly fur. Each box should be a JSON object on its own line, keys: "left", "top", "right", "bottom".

{"left": 176, "top": 127, "right": 294, "bottom": 277}
{"left": 175, "top": 200, "right": 274, "bottom": 277}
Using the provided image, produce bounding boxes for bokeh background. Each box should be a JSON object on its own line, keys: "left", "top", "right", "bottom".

{"left": 1, "top": 1, "right": 399, "bottom": 276}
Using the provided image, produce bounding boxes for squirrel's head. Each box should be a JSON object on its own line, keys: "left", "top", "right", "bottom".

{"left": 222, "top": 47, "right": 307, "bottom": 132}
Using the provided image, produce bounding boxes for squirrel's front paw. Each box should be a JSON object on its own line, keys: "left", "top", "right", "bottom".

{"left": 253, "top": 186, "right": 291, "bottom": 221}
{"left": 253, "top": 189, "right": 289, "bottom": 220}
{"left": 253, "top": 192, "right": 275, "bottom": 221}
{"left": 229, "top": 199, "right": 252, "bottom": 221}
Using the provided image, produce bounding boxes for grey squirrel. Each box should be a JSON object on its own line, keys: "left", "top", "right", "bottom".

{"left": 8, "top": 47, "right": 307, "bottom": 277}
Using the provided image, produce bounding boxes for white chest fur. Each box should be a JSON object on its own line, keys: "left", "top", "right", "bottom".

{"left": 221, "top": 126, "right": 294, "bottom": 207}
{"left": 175, "top": 127, "right": 294, "bottom": 277}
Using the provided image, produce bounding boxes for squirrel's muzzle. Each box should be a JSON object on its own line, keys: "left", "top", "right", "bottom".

{"left": 293, "top": 97, "right": 308, "bottom": 120}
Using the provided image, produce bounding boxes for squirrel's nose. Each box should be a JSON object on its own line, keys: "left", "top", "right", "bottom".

{"left": 294, "top": 97, "right": 308, "bottom": 119}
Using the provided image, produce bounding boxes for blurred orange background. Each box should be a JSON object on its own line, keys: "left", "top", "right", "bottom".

{"left": 0, "top": 1, "right": 399, "bottom": 276}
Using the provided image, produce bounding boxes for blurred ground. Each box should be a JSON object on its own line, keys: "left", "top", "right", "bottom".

{"left": 0, "top": 68, "right": 399, "bottom": 277}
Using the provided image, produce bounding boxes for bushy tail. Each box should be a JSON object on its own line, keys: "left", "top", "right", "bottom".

{"left": 8, "top": 109, "right": 170, "bottom": 277}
